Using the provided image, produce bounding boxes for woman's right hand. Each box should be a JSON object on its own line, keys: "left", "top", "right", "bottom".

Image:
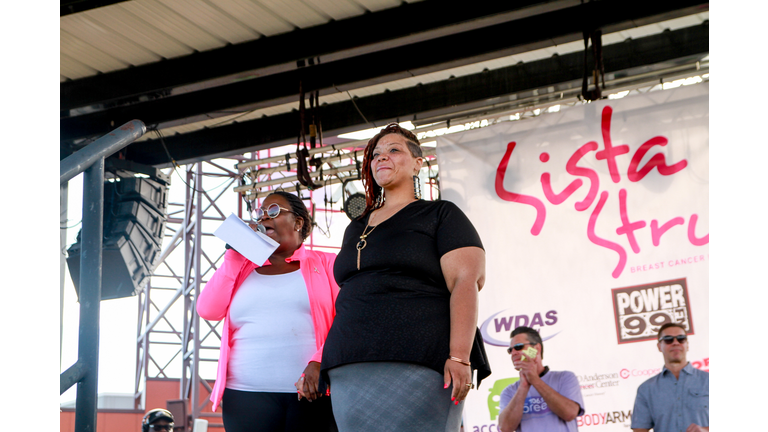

{"left": 444, "top": 358, "right": 473, "bottom": 405}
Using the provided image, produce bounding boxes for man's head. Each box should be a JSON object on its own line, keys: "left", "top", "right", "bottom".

{"left": 656, "top": 323, "right": 689, "bottom": 367}
{"left": 508, "top": 326, "right": 544, "bottom": 361}
{"left": 142, "top": 409, "right": 174, "bottom": 432}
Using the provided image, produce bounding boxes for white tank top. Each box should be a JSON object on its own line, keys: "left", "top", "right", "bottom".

{"left": 226, "top": 269, "right": 317, "bottom": 393}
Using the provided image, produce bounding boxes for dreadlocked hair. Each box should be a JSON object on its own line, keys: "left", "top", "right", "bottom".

{"left": 360, "top": 123, "right": 423, "bottom": 218}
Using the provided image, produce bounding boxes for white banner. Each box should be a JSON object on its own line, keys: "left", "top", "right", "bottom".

{"left": 437, "top": 83, "right": 709, "bottom": 431}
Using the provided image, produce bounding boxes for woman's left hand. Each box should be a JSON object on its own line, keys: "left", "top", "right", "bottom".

{"left": 295, "top": 361, "right": 322, "bottom": 401}
{"left": 444, "top": 359, "right": 473, "bottom": 405}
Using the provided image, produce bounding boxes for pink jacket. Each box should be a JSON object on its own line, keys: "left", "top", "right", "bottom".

{"left": 196, "top": 245, "right": 340, "bottom": 411}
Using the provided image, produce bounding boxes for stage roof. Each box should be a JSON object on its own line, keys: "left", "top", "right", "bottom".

{"left": 60, "top": 0, "right": 709, "bottom": 167}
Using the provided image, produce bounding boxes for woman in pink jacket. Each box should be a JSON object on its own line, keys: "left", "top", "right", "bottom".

{"left": 197, "top": 191, "right": 339, "bottom": 432}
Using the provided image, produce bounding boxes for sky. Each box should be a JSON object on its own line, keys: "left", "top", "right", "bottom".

{"left": 1, "top": 3, "right": 765, "bottom": 429}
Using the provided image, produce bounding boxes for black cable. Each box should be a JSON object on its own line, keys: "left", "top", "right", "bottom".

{"left": 153, "top": 129, "right": 179, "bottom": 170}
{"left": 151, "top": 128, "right": 231, "bottom": 194}
{"left": 60, "top": 220, "right": 82, "bottom": 229}
{"left": 335, "top": 86, "right": 372, "bottom": 126}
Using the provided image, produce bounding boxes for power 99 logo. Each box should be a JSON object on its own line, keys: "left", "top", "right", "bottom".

{"left": 611, "top": 278, "right": 694, "bottom": 344}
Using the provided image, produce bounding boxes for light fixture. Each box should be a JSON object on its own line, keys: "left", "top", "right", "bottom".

{"left": 344, "top": 193, "right": 367, "bottom": 220}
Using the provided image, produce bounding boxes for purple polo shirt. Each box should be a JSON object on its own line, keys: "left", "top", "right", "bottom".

{"left": 499, "top": 369, "right": 585, "bottom": 432}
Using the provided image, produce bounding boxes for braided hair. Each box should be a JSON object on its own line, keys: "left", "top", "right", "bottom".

{"left": 360, "top": 123, "right": 423, "bottom": 217}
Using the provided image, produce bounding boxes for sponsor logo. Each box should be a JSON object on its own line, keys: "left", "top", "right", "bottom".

{"left": 577, "top": 410, "right": 633, "bottom": 427}
{"left": 469, "top": 425, "right": 500, "bottom": 432}
{"left": 611, "top": 278, "right": 694, "bottom": 344}
{"left": 619, "top": 367, "right": 663, "bottom": 379}
{"left": 577, "top": 372, "right": 620, "bottom": 391}
{"left": 486, "top": 377, "right": 519, "bottom": 421}
{"left": 618, "top": 358, "right": 707, "bottom": 381}
{"left": 523, "top": 396, "right": 552, "bottom": 416}
{"left": 692, "top": 357, "right": 709, "bottom": 372}
{"left": 480, "top": 309, "right": 560, "bottom": 347}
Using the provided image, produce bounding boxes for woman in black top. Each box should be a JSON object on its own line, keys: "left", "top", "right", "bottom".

{"left": 321, "top": 123, "right": 490, "bottom": 431}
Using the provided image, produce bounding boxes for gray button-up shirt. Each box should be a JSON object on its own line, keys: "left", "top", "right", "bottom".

{"left": 631, "top": 363, "right": 709, "bottom": 432}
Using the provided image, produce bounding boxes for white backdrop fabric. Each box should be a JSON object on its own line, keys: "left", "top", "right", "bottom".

{"left": 436, "top": 83, "right": 709, "bottom": 431}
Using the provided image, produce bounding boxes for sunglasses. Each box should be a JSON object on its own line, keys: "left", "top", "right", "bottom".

{"left": 659, "top": 335, "right": 687, "bottom": 344}
{"left": 506, "top": 342, "right": 535, "bottom": 354}
{"left": 148, "top": 424, "right": 174, "bottom": 431}
{"left": 254, "top": 203, "right": 293, "bottom": 223}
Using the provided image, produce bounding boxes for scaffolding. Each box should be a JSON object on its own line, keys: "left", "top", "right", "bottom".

{"left": 131, "top": 147, "right": 365, "bottom": 429}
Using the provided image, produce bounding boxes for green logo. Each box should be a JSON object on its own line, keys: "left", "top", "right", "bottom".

{"left": 487, "top": 377, "right": 519, "bottom": 420}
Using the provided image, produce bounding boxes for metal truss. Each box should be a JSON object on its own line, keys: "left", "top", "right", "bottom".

{"left": 134, "top": 158, "right": 249, "bottom": 428}
{"left": 132, "top": 150, "right": 354, "bottom": 429}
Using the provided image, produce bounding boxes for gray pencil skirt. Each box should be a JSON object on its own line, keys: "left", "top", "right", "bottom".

{"left": 327, "top": 361, "right": 464, "bottom": 432}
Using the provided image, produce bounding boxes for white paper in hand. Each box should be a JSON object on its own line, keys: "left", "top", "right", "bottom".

{"left": 213, "top": 213, "right": 279, "bottom": 265}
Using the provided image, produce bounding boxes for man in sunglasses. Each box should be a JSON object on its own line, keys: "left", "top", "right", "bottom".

{"left": 142, "top": 408, "right": 175, "bottom": 432}
{"left": 497, "top": 326, "right": 584, "bottom": 432}
{"left": 631, "top": 323, "right": 709, "bottom": 432}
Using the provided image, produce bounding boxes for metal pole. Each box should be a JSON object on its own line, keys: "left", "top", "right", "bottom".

{"left": 60, "top": 120, "right": 146, "bottom": 184}
{"left": 180, "top": 166, "right": 194, "bottom": 403}
{"left": 61, "top": 182, "right": 68, "bottom": 367}
{"left": 74, "top": 157, "right": 104, "bottom": 432}
{"left": 191, "top": 162, "right": 204, "bottom": 424}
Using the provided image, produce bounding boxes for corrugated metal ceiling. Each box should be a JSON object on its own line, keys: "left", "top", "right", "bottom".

{"left": 60, "top": 0, "right": 709, "bottom": 165}
{"left": 60, "top": 0, "right": 421, "bottom": 82}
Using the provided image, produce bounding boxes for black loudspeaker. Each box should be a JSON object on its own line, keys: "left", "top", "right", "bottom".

{"left": 67, "top": 174, "right": 169, "bottom": 301}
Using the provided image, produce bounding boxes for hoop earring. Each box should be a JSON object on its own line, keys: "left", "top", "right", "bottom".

{"left": 375, "top": 189, "right": 385, "bottom": 208}
{"left": 413, "top": 175, "right": 422, "bottom": 200}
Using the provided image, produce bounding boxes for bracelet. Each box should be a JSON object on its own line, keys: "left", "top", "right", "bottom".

{"left": 449, "top": 356, "right": 471, "bottom": 367}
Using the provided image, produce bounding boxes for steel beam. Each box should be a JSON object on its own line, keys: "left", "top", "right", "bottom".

{"left": 60, "top": 0, "right": 570, "bottom": 110}
{"left": 59, "top": 0, "right": 707, "bottom": 144}
{"left": 61, "top": 0, "right": 130, "bottom": 16}
{"left": 119, "top": 23, "right": 709, "bottom": 167}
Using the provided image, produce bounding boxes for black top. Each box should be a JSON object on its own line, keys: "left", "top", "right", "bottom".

{"left": 321, "top": 199, "right": 491, "bottom": 386}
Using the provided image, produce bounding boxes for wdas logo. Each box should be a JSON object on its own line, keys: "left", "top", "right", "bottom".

{"left": 480, "top": 309, "right": 560, "bottom": 347}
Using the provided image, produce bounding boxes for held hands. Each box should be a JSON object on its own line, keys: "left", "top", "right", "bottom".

{"left": 295, "top": 361, "right": 322, "bottom": 401}
{"left": 444, "top": 358, "right": 473, "bottom": 405}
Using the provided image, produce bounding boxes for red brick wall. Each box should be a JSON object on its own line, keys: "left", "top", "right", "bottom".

{"left": 60, "top": 379, "right": 224, "bottom": 432}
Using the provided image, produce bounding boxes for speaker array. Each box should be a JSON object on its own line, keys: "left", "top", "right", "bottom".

{"left": 67, "top": 176, "right": 169, "bottom": 301}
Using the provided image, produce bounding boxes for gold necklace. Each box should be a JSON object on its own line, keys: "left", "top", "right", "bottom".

{"left": 356, "top": 213, "right": 378, "bottom": 270}
{"left": 355, "top": 200, "right": 415, "bottom": 270}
